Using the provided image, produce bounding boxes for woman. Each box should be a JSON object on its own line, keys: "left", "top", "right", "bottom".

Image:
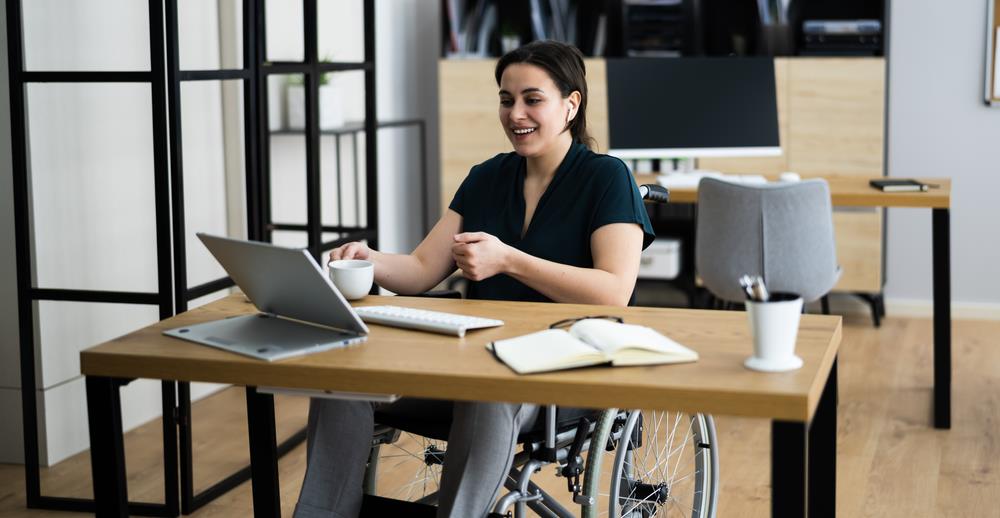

{"left": 294, "top": 40, "right": 654, "bottom": 518}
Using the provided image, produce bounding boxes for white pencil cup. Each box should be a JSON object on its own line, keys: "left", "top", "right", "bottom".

{"left": 745, "top": 292, "right": 804, "bottom": 372}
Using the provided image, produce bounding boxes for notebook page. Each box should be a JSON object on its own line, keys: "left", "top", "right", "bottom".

{"left": 569, "top": 319, "right": 696, "bottom": 359}
{"left": 491, "top": 329, "right": 602, "bottom": 374}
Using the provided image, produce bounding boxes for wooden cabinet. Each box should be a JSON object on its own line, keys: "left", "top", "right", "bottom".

{"left": 439, "top": 57, "right": 887, "bottom": 294}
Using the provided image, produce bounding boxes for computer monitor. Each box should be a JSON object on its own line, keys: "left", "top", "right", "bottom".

{"left": 606, "top": 57, "right": 781, "bottom": 160}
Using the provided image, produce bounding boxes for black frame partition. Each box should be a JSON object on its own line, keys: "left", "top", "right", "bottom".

{"left": 7, "top": 0, "right": 382, "bottom": 515}
{"left": 6, "top": 0, "right": 179, "bottom": 515}
{"left": 260, "top": 0, "right": 379, "bottom": 257}
{"left": 163, "top": 0, "right": 262, "bottom": 513}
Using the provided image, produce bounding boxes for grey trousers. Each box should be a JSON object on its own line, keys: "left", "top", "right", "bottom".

{"left": 293, "top": 397, "right": 540, "bottom": 518}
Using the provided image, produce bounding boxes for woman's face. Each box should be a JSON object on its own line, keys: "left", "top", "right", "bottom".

{"left": 498, "top": 63, "right": 578, "bottom": 158}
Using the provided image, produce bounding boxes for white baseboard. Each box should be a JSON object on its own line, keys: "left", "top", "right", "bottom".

{"left": 883, "top": 298, "right": 1000, "bottom": 321}
{"left": 811, "top": 294, "right": 1000, "bottom": 321}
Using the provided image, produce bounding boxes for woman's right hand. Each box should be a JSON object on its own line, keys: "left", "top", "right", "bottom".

{"left": 328, "top": 241, "right": 371, "bottom": 263}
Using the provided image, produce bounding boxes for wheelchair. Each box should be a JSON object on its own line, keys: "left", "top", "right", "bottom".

{"left": 362, "top": 183, "right": 718, "bottom": 517}
{"left": 365, "top": 404, "right": 718, "bottom": 518}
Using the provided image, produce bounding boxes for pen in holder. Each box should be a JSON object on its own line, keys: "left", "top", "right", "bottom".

{"left": 744, "top": 289, "right": 804, "bottom": 373}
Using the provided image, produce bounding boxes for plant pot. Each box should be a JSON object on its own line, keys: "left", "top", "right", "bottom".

{"left": 286, "top": 84, "right": 344, "bottom": 130}
{"left": 267, "top": 77, "right": 284, "bottom": 130}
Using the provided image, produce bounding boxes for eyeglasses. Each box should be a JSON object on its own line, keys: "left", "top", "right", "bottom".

{"left": 549, "top": 315, "right": 623, "bottom": 330}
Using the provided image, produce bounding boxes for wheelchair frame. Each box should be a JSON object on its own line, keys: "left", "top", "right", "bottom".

{"left": 366, "top": 404, "right": 719, "bottom": 518}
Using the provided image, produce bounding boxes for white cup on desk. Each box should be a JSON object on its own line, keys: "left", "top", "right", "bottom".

{"left": 744, "top": 292, "right": 804, "bottom": 372}
{"left": 328, "top": 260, "right": 374, "bottom": 300}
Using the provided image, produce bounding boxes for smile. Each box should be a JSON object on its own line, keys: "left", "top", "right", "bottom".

{"left": 512, "top": 127, "right": 536, "bottom": 135}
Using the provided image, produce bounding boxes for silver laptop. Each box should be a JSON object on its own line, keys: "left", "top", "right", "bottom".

{"left": 163, "top": 234, "right": 369, "bottom": 361}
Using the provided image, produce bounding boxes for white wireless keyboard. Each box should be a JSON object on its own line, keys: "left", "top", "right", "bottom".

{"left": 354, "top": 305, "right": 504, "bottom": 337}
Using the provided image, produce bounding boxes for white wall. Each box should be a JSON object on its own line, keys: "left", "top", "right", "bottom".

{"left": 885, "top": 0, "right": 1000, "bottom": 314}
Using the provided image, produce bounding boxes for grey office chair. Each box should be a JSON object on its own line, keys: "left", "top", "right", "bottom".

{"left": 695, "top": 177, "right": 841, "bottom": 310}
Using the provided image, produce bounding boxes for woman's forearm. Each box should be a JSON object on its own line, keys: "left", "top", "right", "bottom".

{"left": 369, "top": 251, "right": 449, "bottom": 295}
{"left": 504, "top": 249, "right": 634, "bottom": 306}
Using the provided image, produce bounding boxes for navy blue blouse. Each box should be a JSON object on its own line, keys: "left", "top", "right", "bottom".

{"left": 448, "top": 141, "right": 655, "bottom": 302}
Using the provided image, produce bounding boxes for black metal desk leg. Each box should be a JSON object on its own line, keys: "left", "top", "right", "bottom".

{"left": 245, "top": 387, "right": 281, "bottom": 517}
{"left": 772, "top": 419, "right": 806, "bottom": 517}
{"left": 85, "top": 376, "right": 128, "bottom": 518}
{"left": 932, "top": 208, "right": 951, "bottom": 429}
{"left": 772, "top": 358, "right": 839, "bottom": 518}
{"left": 808, "top": 358, "right": 837, "bottom": 518}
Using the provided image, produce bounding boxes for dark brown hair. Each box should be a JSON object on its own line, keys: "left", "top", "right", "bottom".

{"left": 495, "top": 40, "right": 595, "bottom": 150}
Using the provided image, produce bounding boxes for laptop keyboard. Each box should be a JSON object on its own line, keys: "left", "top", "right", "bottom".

{"left": 353, "top": 305, "right": 504, "bottom": 337}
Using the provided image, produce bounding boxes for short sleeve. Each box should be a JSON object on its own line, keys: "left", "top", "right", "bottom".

{"left": 447, "top": 165, "right": 476, "bottom": 216}
{"left": 589, "top": 159, "right": 656, "bottom": 250}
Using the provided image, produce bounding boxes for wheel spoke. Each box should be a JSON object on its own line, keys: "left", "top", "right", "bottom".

{"left": 599, "top": 412, "right": 715, "bottom": 518}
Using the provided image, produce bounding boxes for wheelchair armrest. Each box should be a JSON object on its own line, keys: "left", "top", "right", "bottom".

{"left": 639, "top": 183, "right": 669, "bottom": 205}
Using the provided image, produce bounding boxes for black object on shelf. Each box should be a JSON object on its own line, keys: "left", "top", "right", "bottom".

{"left": 800, "top": 19, "right": 882, "bottom": 56}
{"left": 621, "top": 0, "right": 699, "bottom": 57}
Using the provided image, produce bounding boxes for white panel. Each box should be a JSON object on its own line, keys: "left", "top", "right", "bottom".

{"left": 318, "top": 0, "right": 364, "bottom": 63}
{"left": 21, "top": 0, "right": 150, "bottom": 71}
{"left": 264, "top": 0, "right": 303, "bottom": 62}
{"left": 37, "top": 301, "right": 159, "bottom": 389}
{"left": 27, "top": 83, "right": 158, "bottom": 293}
{"left": 177, "top": 0, "right": 221, "bottom": 70}
{"left": 37, "top": 378, "right": 87, "bottom": 466}
{"left": 0, "top": 388, "right": 24, "bottom": 463}
{"left": 271, "top": 231, "right": 308, "bottom": 248}
{"left": 270, "top": 134, "right": 307, "bottom": 225}
{"left": 181, "top": 81, "right": 230, "bottom": 288}
{"left": 377, "top": 128, "right": 422, "bottom": 254}
{"left": 321, "top": 133, "right": 363, "bottom": 228}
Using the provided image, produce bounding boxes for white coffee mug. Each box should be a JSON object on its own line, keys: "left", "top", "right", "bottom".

{"left": 744, "top": 292, "right": 804, "bottom": 372}
{"left": 328, "top": 260, "right": 374, "bottom": 300}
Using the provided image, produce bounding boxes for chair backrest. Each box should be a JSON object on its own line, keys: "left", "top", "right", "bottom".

{"left": 695, "top": 178, "right": 840, "bottom": 303}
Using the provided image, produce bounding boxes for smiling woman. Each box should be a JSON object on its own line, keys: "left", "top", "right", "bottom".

{"left": 299, "top": 41, "right": 655, "bottom": 518}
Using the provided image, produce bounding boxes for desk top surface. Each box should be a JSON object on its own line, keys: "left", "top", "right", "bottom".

{"left": 634, "top": 174, "right": 951, "bottom": 208}
{"left": 81, "top": 295, "right": 841, "bottom": 422}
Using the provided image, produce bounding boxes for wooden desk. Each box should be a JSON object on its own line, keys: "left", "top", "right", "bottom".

{"left": 637, "top": 174, "right": 953, "bottom": 430}
{"left": 82, "top": 295, "right": 841, "bottom": 517}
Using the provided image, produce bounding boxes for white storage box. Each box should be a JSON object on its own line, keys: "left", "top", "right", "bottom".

{"left": 639, "top": 238, "right": 681, "bottom": 280}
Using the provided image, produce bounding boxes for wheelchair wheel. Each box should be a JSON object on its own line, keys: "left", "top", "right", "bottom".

{"left": 366, "top": 430, "right": 446, "bottom": 504}
{"left": 582, "top": 410, "right": 718, "bottom": 518}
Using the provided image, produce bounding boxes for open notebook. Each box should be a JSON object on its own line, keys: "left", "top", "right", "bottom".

{"left": 489, "top": 319, "right": 698, "bottom": 375}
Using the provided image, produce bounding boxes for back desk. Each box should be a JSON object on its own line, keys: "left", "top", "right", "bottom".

{"left": 636, "top": 174, "right": 953, "bottom": 430}
{"left": 81, "top": 295, "right": 841, "bottom": 517}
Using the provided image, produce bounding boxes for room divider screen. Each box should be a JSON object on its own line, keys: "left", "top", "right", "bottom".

{"left": 6, "top": 0, "right": 379, "bottom": 514}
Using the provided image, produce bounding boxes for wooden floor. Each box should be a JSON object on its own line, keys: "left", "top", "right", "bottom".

{"left": 2, "top": 313, "right": 999, "bottom": 517}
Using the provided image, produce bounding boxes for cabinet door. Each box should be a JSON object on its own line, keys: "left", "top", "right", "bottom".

{"left": 833, "top": 208, "right": 883, "bottom": 292}
{"left": 439, "top": 59, "right": 509, "bottom": 216}
{"left": 787, "top": 58, "right": 885, "bottom": 177}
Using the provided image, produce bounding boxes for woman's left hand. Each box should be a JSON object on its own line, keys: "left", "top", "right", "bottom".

{"left": 451, "top": 232, "right": 514, "bottom": 281}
